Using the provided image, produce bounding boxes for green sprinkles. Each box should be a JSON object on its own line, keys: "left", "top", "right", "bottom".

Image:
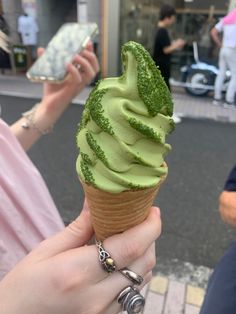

{"left": 134, "top": 155, "right": 149, "bottom": 166}
{"left": 81, "top": 152, "right": 93, "bottom": 166}
{"left": 81, "top": 160, "right": 95, "bottom": 184}
{"left": 78, "top": 108, "right": 90, "bottom": 132}
{"left": 78, "top": 81, "right": 101, "bottom": 132}
{"left": 86, "top": 132, "right": 109, "bottom": 166}
{"left": 127, "top": 182, "right": 142, "bottom": 189}
{"left": 122, "top": 41, "right": 173, "bottom": 117}
{"left": 77, "top": 80, "right": 114, "bottom": 136}
{"left": 87, "top": 88, "right": 114, "bottom": 135}
{"left": 128, "top": 117, "right": 163, "bottom": 142}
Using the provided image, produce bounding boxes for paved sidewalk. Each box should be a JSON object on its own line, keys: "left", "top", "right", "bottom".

{"left": 0, "top": 74, "right": 236, "bottom": 123}
{"left": 0, "top": 74, "right": 217, "bottom": 313}
{"left": 0, "top": 74, "right": 90, "bottom": 104}
{"left": 142, "top": 275, "right": 205, "bottom": 314}
{"left": 173, "top": 90, "right": 236, "bottom": 123}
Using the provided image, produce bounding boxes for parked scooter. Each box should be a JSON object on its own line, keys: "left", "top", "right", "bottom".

{"left": 170, "top": 42, "right": 231, "bottom": 96}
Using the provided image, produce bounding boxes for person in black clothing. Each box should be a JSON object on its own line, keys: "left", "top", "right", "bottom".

{"left": 153, "top": 4, "right": 185, "bottom": 90}
{"left": 0, "top": 11, "right": 10, "bottom": 71}
{"left": 0, "top": 14, "right": 9, "bottom": 35}
{"left": 200, "top": 165, "right": 236, "bottom": 314}
{"left": 219, "top": 165, "right": 236, "bottom": 227}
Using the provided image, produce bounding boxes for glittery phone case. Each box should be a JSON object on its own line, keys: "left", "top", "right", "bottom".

{"left": 26, "top": 23, "right": 98, "bottom": 83}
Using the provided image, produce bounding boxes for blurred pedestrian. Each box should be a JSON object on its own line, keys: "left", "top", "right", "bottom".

{"left": 0, "top": 42, "right": 99, "bottom": 280}
{"left": 153, "top": 4, "right": 185, "bottom": 124}
{"left": 0, "top": 29, "right": 9, "bottom": 55}
{"left": 18, "top": 12, "right": 39, "bottom": 65}
{"left": 0, "top": 9, "right": 10, "bottom": 71}
{"left": 0, "top": 11, "right": 9, "bottom": 35}
{"left": 211, "top": 9, "right": 236, "bottom": 108}
{"left": 153, "top": 4, "right": 185, "bottom": 91}
{"left": 200, "top": 165, "right": 236, "bottom": 314}
{"left": 219, "top": 165, "right": 236, "bottom": 227}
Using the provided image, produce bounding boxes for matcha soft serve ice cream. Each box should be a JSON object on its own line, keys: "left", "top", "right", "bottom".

{"left": 76, "top": 41, "right": 174, "bottom": 240}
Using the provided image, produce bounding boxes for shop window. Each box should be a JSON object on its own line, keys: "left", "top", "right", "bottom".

{"left": 119, "top": 0, "right": 227, "bottom": 76}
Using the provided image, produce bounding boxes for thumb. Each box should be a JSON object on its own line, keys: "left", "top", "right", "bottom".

{"left": 67, "top": 204, "right": 94, "bottom": 243}
{"left": 30, "top": 204, "right": 94, "bottom": 261}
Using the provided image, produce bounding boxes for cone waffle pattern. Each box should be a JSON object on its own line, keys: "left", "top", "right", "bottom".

{"left": 82, "top": 178, "right": 165, "bottom": 241}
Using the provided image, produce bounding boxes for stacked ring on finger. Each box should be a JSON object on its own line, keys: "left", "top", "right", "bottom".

{"left": 95, "top": 240, "right": 146, "bottom": 312}
{"left": 73, "top": 63, "right": 81, "bottom": 70}
{"left": 96, "top": 240, "right": 116, "bottom": 273}
{"left": 119, "top": 268, "right": 143, "bottom": 286}
{"left": 117, "top": 286, "right": 145, "bottom": 314}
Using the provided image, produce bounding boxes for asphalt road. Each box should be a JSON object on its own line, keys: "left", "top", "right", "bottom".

{"left": 1, "top": 95, "right": 236, "bottom": 271}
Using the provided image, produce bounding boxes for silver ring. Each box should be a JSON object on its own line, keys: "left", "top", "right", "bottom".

{"left": 96, "top": 240, "right": 116, "bottom": 273}
{"left": 120, "top": 268, "right": 143, "bottom": 286}
{"left": 73, "top": 63, "right": 81, "bottom": 70}
{"left": 117, "top": 286, "right": 145, "bottom": 314}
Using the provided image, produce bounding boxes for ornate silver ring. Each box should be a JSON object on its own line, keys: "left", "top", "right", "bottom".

{"left": 120, "top": 268, "right": 143, "bottom": 286}
{"left": 73, "top": 63, "right": 81, "bottom": 70}
{"left": 117, "top": 286, "right": 145, "bottom": 314}
{"left": 96, "top": 240, "right": 116, "bottom": 273}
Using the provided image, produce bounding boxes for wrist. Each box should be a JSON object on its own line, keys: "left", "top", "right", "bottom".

{"left": 36, "top": 97, "right": 67, "bottom": 124}
{"left": 21, "top": 103, "right": 55, "bottom": 136}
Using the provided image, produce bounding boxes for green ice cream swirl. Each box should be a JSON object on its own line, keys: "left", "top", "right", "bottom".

{"left": 76, "top": 41, "right": 174, "bottom": 193}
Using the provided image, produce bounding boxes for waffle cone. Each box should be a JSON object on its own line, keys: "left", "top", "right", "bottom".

{"left": 81, "top": 175, "right": 166, "bottom": 241}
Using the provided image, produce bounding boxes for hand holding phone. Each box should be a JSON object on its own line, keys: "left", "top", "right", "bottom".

{"left": 26, "top": 23, "right": 98, "bottom": 83}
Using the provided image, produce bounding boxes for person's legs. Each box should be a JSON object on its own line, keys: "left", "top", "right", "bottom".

{"left": 157, "top": 63, "right": 182, "bottom": 122}
{"left": 157, "top": 63, "right": 171, "bottom": 91}
{"left": 214, "top": 48, "right": 227, "bottom": 101}
{"left": 225, "top": 48, "right": 236, "bottom": 104}
{"left": 200, "top": 242, "right": 236, "bottom": 314}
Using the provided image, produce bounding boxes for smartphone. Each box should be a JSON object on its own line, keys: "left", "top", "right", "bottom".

{"left": 26, "top": 22, "right": 98, "bottom": 83}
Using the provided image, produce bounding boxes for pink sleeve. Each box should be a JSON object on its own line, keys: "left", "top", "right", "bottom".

{"left": 0, "top": 119, "right": 64, "bottom": 280}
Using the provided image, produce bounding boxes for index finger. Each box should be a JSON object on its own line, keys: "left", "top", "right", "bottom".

{"left": 104, "top": 206, "right": 161, "bottom": 269}
{"left": 79, "top": 49, "right": 100, "bottom": 74}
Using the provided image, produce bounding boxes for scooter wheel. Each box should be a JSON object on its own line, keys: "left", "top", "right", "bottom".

{"left": 184, "top": 69, "right": 213, "bottom": 97}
